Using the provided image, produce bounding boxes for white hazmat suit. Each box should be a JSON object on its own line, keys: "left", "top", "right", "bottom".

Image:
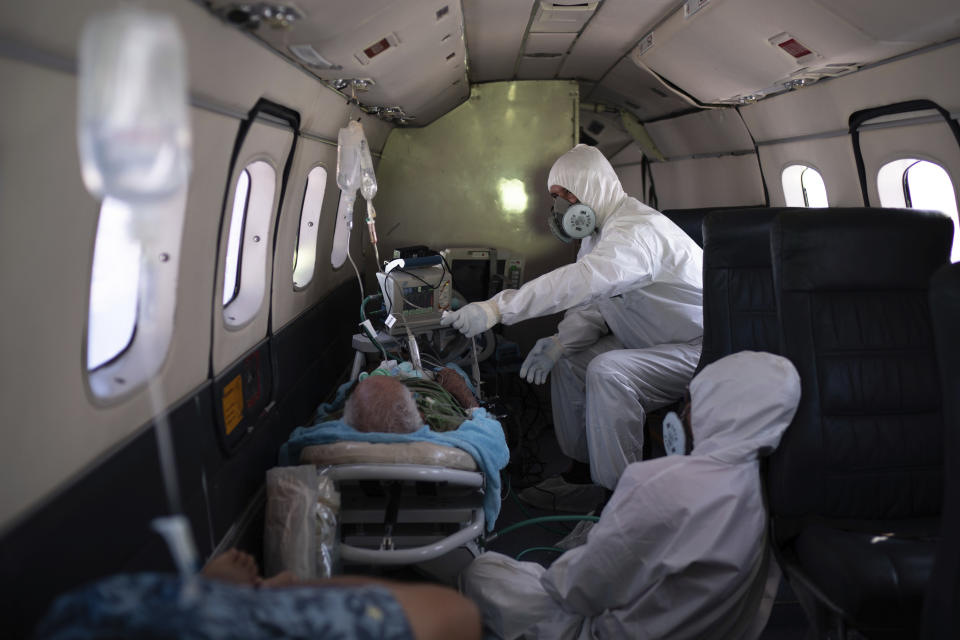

{"left": 467, "top": 144, "right": 703, "bottom": 490}
{"left": 462, "top": 351, "right": 802, "bottom": 640}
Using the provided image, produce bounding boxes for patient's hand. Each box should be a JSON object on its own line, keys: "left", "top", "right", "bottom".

{"left": 201, "top": 549, "right": 260, "bottom": 586}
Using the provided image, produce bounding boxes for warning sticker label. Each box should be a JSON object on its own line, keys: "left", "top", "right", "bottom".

{"left": 778, "top": 38, "right": 813, "bottom": 59}
{"left": 222, "top": 375, "right": 244, "bottom": 435}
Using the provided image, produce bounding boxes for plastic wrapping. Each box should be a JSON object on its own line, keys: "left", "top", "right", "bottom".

{"left": 336, "top": 121, "right": 362, "bottom": 221}
{"left": 315, "top": 470, "right": 341, "bottom": 578}
{"left": 357, "top": 123, "right": 377, "bottom": 202}
{"left": 264, "top": 465, "right": 342, "bottom": 580}
{"left": 78, "top": 8, "right": 191, "bottom": 201}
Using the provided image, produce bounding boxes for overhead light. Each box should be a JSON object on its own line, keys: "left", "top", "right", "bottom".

{"left": 288, "top": 44, "right": 341, "bottom": 70}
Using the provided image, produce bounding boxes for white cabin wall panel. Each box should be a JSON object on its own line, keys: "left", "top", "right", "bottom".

{"left": 650, "top": 155, "right": 767, "bottom": 209}
{"left": 560, "top": 0, "right": 674, "bottom": 81}
{"left": 610, "top": 143, "right": 645, "bottom": 166}
{"left": 616, "top": 164, "right": 656, "bottom": 206}
{"left": 463, "top": 0, "right": 535, "bottom": 82}
{"left": 757, "top": 136, "right": 862, "bottom": 206}
{"left": 0, "top": 61, "right": 234, "bottom": 529}
{"left": 647, "top": 109, "right": 756, "bottom": 157}
{"left": 857, "top": 122, "right": 960, "bottom": 209}
{"left": 212, "top": 124, "right": 294, "bottom": 375}
{"left": 740, "top": 42, "right": 960, "bottom": 143}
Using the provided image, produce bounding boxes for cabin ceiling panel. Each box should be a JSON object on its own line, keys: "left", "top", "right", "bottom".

{"left": 207, "top": 0, "right": 469, "bottom": 125}
{"left": 559, "top": 0, "right": 674, "bottom": 81}
{"left": 0, "top": 0, "right": 382, "bottom": 142}
{"left": 517, "top": 55, "right": 565, "bottom": 79}
{"left": 635, "top": 0, "right": 960, "bottom": 105}
{"left": 463, "top": 0, "right": 535, "bottom": 82}
{"left": 525, "top": 32, "right": 577, "bottom": 55}
{"left": 591, "top": 58, "right": 692, "bottom": 120}
{"left": 740, "top": 41, "right": 960, "bottom": 143}
{"left": 646, "top": 108, "right": 756, "bottom": 157}
{"left": 810, "top": 0, "right": 960, "bottom": 44}
{"left": 578, "top": 109, "right": 633, "bottom": 157}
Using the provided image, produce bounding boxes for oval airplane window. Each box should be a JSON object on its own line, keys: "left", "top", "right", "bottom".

{"left": 223, "top": 169, "right": 250, "bottom": 306}
{"left": 293, "top": 165, "right": 327, "bottom": 289}
{"left": 878, "top": 158, "right": 959, "bottom": 262}
{"left": 87, "top": 197, "right": 141, "bottom": 370}
{"left": 781, "top": 164, "right": 828, "bottom": 208}
{"left": 222, "top": 160, "right": 276, "bottom": 327}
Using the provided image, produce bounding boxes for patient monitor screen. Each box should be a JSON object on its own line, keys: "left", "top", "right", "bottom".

{"left": 378, "top": 265, "right": 452, "bottom": 333}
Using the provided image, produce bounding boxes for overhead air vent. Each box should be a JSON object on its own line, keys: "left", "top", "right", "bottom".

{"left": 531, "top": 1, "right": 599, "bottom": 33}
{"left": 354, "top": 32, "right": 400, "bottom": 65}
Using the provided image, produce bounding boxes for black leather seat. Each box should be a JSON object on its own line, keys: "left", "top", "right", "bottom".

{"left": 767, "top": 208, "right": 955, "bottom": 639}
{"left": 661, "top": 205, "right": 764, "bottom": 247}
{"left": 922, "top": 262, "right": 960, "bottom": 639}
{"left": 699, "top": 207, "right": 799, "bottom": 370}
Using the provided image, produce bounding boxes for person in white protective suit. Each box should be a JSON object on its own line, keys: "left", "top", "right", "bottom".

{"left": 461, "top": 351, "right": 802, "bottom": 640}
{"left": 441, "top": 144, "right": 703, "bottom": 506}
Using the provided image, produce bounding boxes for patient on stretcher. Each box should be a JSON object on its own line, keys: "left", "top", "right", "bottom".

{"left": 278, "top": 363, "right": 510, "bottom": 531}
{"left": 344, "top": 376, "right": 423, "bottom": 434}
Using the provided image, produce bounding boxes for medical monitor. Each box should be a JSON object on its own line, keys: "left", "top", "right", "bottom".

{"left": 376, "top": 263, "right": 452, "bottom": 335}
{"left": 441, "top": 248, "right": 524, "bottom": 303}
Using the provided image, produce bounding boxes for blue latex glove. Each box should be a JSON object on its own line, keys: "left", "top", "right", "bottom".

{"left": 520, "top": 336, "right": 565, "bottom": 385}
{"left": 440, "top": 300, "right": 501, "bottom": 338}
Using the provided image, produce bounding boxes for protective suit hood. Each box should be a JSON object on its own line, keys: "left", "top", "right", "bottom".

{"left": 547, "top": 144, "right": 626, "bottom": 228}
{"left": 689, "top": 351, "right": 801, "bottom": 463}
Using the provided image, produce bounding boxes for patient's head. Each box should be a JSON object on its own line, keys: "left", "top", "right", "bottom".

{"left": 344, "top": 376, "right": 423, "bottom": 434}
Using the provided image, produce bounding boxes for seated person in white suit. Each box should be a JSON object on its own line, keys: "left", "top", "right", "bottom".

{"left": 461, "top": 351, "right": 801, "bottom": 640}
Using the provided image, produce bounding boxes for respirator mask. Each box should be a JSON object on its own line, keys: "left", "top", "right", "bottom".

{"left": 662, "top": 391, "right": 692, "bottom": 456}
{"left": 548, "top": 195, "right": 597, "bottom": 243}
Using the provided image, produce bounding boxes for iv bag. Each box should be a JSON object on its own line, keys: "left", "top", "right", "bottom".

{"left": 336, "top": 122, "right": 362, "bottom": 196}
{"left": 357, "top": 123, "right": 377, "bottom": 201}
{"left": 78, "top": 8, "right": 191, "bottom": 202}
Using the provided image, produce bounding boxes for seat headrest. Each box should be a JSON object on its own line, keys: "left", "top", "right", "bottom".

{"left": 773, "top": 208, "right": 954, "bottom": 290}
{"left": 703, "top": 207, "right": 799, "bottom": 268}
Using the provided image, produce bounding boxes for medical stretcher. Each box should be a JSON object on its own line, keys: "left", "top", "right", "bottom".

{"left": 300, "top": 440, "right": 486, "bottom": 567}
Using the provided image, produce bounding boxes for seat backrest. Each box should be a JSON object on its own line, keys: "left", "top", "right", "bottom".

{"left": 921, "top": 262, "right": 960, "bottom": 639}
{"left": 767, "top": 208, "right": 954, "bottom": 533}
{"left": 661, "top": 205, "right": 764, "bottom": 247}
{"left": 699, "top": 207, "right": 799, "bottom": 370}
